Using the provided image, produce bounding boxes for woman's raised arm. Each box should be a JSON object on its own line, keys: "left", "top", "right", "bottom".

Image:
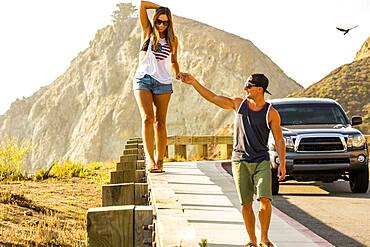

{"left": 140, "top": 1, "right": 160, "bottom": 36}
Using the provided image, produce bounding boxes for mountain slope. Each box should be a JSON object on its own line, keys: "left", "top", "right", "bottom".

{"left": 0, "top": 5, "right": 302, "bottom": 169}
{"left": 289, "top": 37, "right": 370, "bottom": 133}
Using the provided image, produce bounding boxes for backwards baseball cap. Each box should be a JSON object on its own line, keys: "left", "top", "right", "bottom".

{"left": 244, "top": 74, "right": 271, "bottom": 95}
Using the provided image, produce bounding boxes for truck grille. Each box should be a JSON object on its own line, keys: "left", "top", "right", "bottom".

{"left": 294, "top": 158, "right": 350, "bottom": 164}
{"left": 297, "top": 136, "right": 345, "bottom": 152}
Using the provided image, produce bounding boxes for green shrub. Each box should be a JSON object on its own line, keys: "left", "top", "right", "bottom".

{"left": 35, "top": 168, "right": 48, "bottom": 181}
{"left": 199, "top": 239, "right": 208, "bottom": 247}
{"left": 50, "top": 160, "right": 89, "bottom": 178}
{"left": 0, "top": 137, "right": 31, "bottom": 181}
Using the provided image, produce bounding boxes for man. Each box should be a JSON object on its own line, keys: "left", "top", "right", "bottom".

{"left": 180, "top": 73, "right": 286, "bottom": 247}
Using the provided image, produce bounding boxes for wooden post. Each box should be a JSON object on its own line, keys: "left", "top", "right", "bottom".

{"left": 220, "top": 144, "right": 233, "bottom": 159}
{"left": 174, "top": 144, "right": 186, "bottom": 159}
{"left": 134, "top": 206, "right": 153, "bottom": 247}
{"left": 126, "top": 138, "right": 143, "bottom": 145}
{"left": 125, "top": 144, "right": 144, "bottom": 150}
{"left": 121, "top": 154, "right": 142, "bottom": 163}
{"left": 135, "top": 183, "right": 149, "bottom": 205}
{"left": 87, "top": 205, "right": 134, "bottom": 247}
{"left": 227, "top": 144, "right": 233, "bottom": 159}
{"left": 116, "top": 161, "right": 136, "bottom": 171}
{"left": 135, "top": 170, "right": 147, "bottom": 183}
{"left": 136, "top": 160, "right": 146, "bottom": 170}
{"left": 195, "top": 144, "right": 208, "bottom": 159}
{"left": 164, "top": 145, "right": 169, "bottom": 159}
{"left": 110, "top": 171, "right": 136, "bottom": 184}
{"left": 123, "top": 148, "right": 145, "bottom": 159}
{"left": 102, "top": 183, "right": 135, "bottom": 206}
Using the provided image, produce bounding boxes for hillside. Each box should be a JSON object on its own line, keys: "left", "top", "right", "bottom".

{"left": 289, "top": 37, "right": 370, "bottom": 133}
{"left": 0, "top": 4, "right": 302, "bottom": 169}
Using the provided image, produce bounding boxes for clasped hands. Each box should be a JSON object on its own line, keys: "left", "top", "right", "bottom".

{"left": 176, "top": 72, "right": 196, "bottom": 85}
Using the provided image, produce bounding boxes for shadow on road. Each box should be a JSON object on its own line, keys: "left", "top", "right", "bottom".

{"left": 272, "top": 195, "right": 366, "bottom": 247}
{"left": 280, "top": 180, "right": 370, "bottom": 199}
{"left": 221, "top": 162, "right": 367, "bottom": 247}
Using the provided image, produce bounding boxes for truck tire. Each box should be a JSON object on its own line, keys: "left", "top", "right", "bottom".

{"left": 271, "top": 169, "right": 280, "bottom": 195}
{"left": 349, "top": 168, "right": 369, "bottom": 193}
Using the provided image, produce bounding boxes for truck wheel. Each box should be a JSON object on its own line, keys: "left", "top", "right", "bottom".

{"left": 349, "top": 168, "right": 369, "bottom": 193}
{"left": 271, "top": 169, "right": 280, "bottom": 195}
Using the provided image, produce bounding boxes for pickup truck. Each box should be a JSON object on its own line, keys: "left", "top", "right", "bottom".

{"left": 269, "top": 98, "right": 369, "bottom": 194}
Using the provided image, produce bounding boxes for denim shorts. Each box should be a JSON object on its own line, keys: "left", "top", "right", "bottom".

{"left": 134, "top": 74, "right": 173, "bottom": 94}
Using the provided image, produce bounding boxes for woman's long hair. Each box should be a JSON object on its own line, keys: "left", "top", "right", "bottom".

{"left": 151, "top": 7, "right": 175, "bottom": 52}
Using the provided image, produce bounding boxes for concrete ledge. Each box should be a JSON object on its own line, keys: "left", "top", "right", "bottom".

{"left": 147, "top": 173, "right": 197, "bottom": 247}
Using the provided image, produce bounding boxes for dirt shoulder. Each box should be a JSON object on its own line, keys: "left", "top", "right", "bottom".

{"left": 0, "top": 178, "right": 101, "bottom": 246}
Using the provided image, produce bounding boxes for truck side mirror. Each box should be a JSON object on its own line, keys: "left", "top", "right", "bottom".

{"left": 351, "top": 116, "right": 362, "bottom": 126}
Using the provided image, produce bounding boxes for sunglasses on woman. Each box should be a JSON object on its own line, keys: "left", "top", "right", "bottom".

{"left": 155, "top": 19, "right": 169, "bottom": 26}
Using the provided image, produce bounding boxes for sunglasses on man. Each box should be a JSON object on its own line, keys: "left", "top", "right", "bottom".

{"left": 244, "top": 81, "right": 258, "bottom": 90}
{"left": 155, "top": 19, "right": 169, "bottom": 26}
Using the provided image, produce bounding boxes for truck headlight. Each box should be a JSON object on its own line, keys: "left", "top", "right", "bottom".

{"left": 347, "top": 134, "right": 366, "bottom": 148}
{"left": 285, "top": 136, "right": 295, "bottom": 150}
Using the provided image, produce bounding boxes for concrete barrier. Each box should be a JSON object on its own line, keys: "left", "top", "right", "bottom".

{"left": 147, "top": 173, "right": 198, "bottom": 247}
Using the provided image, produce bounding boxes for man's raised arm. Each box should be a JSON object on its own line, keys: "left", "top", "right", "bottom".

{"left": 181, "top": 73, "right": 242, "bottom": 111}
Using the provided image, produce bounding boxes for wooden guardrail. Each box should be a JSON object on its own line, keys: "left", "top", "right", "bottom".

{"left": 86, "top": 137, "right": 199, "bottom": 247}
{"left": 165, "top": 134, "right": 370, "bottom": 160}
{"left": 166, "top": 135, "right": 233, "bottom": 160}
{"left": 87, "top": 138, "right": 152, "bottom": 247}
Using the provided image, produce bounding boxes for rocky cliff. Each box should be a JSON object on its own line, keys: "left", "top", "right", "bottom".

{"left": 0, "top": 5, "right": 302, "bottom": 169}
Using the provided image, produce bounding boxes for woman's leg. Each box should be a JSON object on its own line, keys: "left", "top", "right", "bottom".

{"left": 134, "top": 89, "right": 156, "bottom": 167}
{"left": 153, "top": 93, "right": 171, "bottom": 169}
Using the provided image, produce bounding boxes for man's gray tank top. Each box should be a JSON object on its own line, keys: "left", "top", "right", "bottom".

{"left": 232, "top": 99, "right": 272, "bottom": 162}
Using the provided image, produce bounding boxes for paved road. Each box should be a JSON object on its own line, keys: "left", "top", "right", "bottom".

{"left": 223, "top": 164, "right": 370, "bottom": 247}
{"left": 274, "top": 180, "right": 370, "bottom": 247}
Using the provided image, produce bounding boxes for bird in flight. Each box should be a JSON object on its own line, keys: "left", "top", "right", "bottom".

{"left": 336, "top": 25, "right": 358, "bottom": 35}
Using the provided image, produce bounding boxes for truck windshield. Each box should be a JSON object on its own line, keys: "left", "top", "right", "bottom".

{"left": 273, "top": 103, "right": 349, "bottom": 125}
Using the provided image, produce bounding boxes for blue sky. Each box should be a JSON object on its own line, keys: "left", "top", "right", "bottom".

{"left": 0, "top": 0, "right": 369, "bottom": 114}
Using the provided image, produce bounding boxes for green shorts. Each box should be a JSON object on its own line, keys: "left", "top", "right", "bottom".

{"left": 232, "top": 160, "right": 272, "bottom": 205}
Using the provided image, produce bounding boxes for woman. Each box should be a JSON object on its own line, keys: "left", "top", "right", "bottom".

{"left": 133, "top": 1, "right": 181, "bottom": 173}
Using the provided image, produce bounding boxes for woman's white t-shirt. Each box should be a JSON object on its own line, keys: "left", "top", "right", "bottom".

{"left": 134, "top": 38, "right": 172, "bottom": 84}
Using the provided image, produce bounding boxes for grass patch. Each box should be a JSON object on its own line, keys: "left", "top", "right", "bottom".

{"left": 0, "top": 191, "right": 56, "bottom": 215}
{"left": 0, "top": 137, "right": 31, "bottom": 182}
{"left": 0, "top": 178, "right": 101, "bottom": 246}
{"left": 33, "top": 160, "right": 113, "bottom": 184}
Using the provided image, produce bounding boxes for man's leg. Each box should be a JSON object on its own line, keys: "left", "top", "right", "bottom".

{"left": 259, "top": 197, "right": 272, "bottom": 244}
{"left": 232, "top": 161, "right": 258, "bottom": 245}
{"left": 254, "top": 161, "right": 273, "bottom": 245}
{"left": 242, "top": 203, "right": 257, "bottom": 244}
